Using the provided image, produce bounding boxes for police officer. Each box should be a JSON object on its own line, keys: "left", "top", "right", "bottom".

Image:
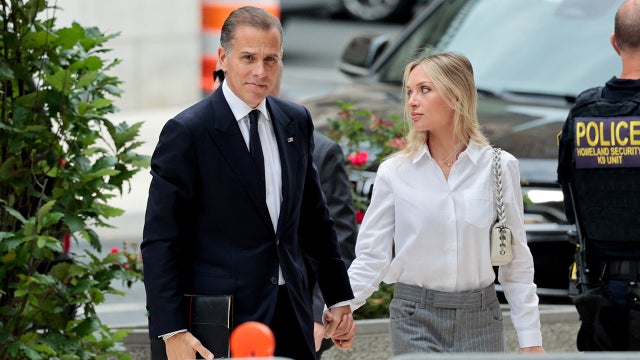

{"left": 557, "top": 0, "right": 640, "bottom": 351}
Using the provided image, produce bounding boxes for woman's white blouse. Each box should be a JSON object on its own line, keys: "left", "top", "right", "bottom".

{"left": 348, "top": 142, "right": 542, "bottom": 347}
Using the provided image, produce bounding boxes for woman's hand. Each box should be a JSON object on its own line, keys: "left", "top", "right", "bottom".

{"left": 520, "top": 346, "right": 545, "bottom": 353}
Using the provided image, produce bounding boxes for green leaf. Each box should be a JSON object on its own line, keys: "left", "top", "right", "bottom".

{"left": 31, "top": 344, "right": 56, "bottom": 356}
{"left": 24, "top": 221, "right": 36, "bottom": 236}
{"left": 46, "top": 69, "right": 73, "bottom": 94}
{"left": 76, "top": 71, "right": 98, "bottom": 88}
{"left": 45, "top": 167, "right": 59, "bottom": 177}
{"left": 0, "top": 232, "right": 15, "bottom": 241}
{"left": 5, "top": 206, "right": 28, "bottom": 223}
{"left": 22, "top": 31, "right": 49, "bottom": 49}
{"left": 112, "top": 121, "right": 143, "bottom": 149}
{"left": 1, "top": 237, "right": 22, "bottom": 252}
{"left": 64, "top": 215, "right": 86, "bottom": 233}
{"left": 0, "top": 60, "right": 15, "bottom": 80}
{"left": 20, "top": 345, "right": 43, "bottom": 360}
{"left": 37, "top": 200, "right": 56, "bottom": 220}
{"left": 15, "top": 92, "right": 39, "bottom": 108}
{"left": 0, "top": 157, "right": 17, "bottom": 180}
{"left": 56, "top": 24, "right": 84, "bottom": 49}
{"left": 2, "top": 251, "right": 17, "bottom": 264}
{"left": 91, "top": 97, "right": 112, "bottom": 109}
{"left": 71, "top": 278, "right": 99, "bottom": 295}
{"left": 110, "top": 328, "right": 132, "bottom": 342}
{"left": 85, "top": 228, "right": 102, "bottom": 252}
{"left": 85, "top": 55, "right": 104, "bottom": 71}
{"left": 20, "top": 125, "right": 48, "bottom": 133}
{"left": 93, "top": 156, "right": 118, "bottom": 171}
{"left": 94, "top": 203, "right": 125, "bottom": 218}
{"left": 38, "top": 212, "right": 64, "bottom": 230}
{"left": 82, "top": 168, "right": 120, "bottom": 182}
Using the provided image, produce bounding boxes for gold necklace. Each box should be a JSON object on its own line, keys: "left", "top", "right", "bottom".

{"left": 432, "top": 144, "right": 462, "bottom": 167}
{"left": 435, "top": 155, "right": 456, "bottom": 167}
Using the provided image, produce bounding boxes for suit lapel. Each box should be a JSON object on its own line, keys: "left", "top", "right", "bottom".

{"left": 205, "top": 92, "right": 273, "bottom": 230}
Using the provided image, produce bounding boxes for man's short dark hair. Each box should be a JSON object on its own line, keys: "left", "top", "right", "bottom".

{"left": 220, "top": 6, "right": 283, "bottom": 53}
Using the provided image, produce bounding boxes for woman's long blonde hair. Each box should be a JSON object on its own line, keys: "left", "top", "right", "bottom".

{"left": 399, "top": 51, "right": 489, "bottom": 158}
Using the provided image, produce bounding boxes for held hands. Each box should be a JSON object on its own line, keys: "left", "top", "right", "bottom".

{"left": 520, "top": 346, "right": 545, "bottom": 353}
{"left": 322, "top": 305, "right": 356, "bottom": 349}
{"left": 313, "top": 322, "right": 325, "bottom": 351}
{"left": 164, "top": 331, "right": 214, "bottom": 360}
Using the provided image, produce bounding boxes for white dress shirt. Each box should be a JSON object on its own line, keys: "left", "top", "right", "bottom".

{"left": 348, "top": 141, "right": 542, "bottom": 347}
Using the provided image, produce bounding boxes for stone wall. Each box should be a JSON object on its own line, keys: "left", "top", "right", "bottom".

{"left": 54, "top": 0, "right": 201, "bottom": 111}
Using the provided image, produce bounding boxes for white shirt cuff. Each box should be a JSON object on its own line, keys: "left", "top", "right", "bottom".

{"left": 160, "top": 329, "right": 187, "bottom": 340}
{"left": 328, "top": 300, "right": 352, "bottom": 310}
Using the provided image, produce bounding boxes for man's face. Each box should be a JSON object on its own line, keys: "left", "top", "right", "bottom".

{"left": 218, "top": 25, "right": 282, "bottom": 108}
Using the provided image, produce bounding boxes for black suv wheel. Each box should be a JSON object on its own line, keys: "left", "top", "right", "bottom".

{"left": 341, "top": 0, "right": 417, "bottom": 22}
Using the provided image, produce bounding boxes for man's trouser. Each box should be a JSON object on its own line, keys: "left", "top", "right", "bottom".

{"left": 573, "top": 260, "right": 640, "bottom": 351}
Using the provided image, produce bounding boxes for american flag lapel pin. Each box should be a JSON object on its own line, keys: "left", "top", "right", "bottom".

{"left": 287, "top": 137, "right": 294, "bottom": 143}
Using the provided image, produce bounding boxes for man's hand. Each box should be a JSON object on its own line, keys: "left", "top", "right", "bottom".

{"left": 165, "top": 331, "right": 214, "bottom": 360}
{"left": 322, "top": 305, "right": 356, "bottom": 349}
{"left": 313, "top": 322, "right": 324, "bottom": 351}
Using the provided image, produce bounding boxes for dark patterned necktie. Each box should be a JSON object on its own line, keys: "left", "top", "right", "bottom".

{"left": 249, "top": 109, "right": 265, "bottom": 183}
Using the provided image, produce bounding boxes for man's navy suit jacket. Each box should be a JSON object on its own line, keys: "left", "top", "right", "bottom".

{"left": 141, "top": 88, "right": 354, "bottom": 348}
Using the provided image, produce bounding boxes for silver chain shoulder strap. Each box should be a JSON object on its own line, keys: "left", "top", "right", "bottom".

{"left": 492, "top": 147, "right": 506, "bottom": 228}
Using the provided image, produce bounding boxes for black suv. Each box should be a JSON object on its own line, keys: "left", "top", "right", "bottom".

{"left": 304, "top": 0, "right": 625, "bottom": 298}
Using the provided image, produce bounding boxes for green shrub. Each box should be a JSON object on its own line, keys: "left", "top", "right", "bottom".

{"left": 0, "top": 1, "right": 148, "bottom": 358}
{"left": 353, "top": 283, "right": 394, "bottom": 320}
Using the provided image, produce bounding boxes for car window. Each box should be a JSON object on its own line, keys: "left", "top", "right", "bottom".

{"left": 377, "top": 0, "right": 622, "bottom": 98}
{"left": 379, "top": 0, "right": 470, "bottom": 83}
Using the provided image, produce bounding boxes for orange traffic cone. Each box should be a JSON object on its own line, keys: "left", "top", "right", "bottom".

{"left": 230, "top": 321, "right": 276, "bottom": 358}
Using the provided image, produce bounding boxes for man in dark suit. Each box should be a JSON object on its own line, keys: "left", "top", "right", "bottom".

{"left": 216, "top": 60, "right": 359, "bottom": 359}
{"left": 141, "top": 6, "right": 355, "bottom": 360}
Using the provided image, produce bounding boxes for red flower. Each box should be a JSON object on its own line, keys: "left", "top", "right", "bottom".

{"left": 347, "top": 151, "right": 369, "bottom": 166}
{"left": 369, "top": 116, "right": 383, "bottom": 130}
{"left": 370, "top": 116, "right": 394, "bottom": 130}
{"left": 62, "top": 233, "right": 71, "bottom": 253}
{"left": 355, "top": 210, "right": 365, "bottom": 224}
{"left": 110, "top": 247, "right": 120, "bottom": 254}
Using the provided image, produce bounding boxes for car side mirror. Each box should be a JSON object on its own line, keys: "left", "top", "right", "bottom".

{"left": 339, "top": 34, "right": 389, "bottom": 76}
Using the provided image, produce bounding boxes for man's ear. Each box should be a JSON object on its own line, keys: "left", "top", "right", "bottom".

{"left": 218, "top": 46, "right": 227, "bottom": 70}
{"left": 610, "top": 33, "right": 621, "bottom": 55}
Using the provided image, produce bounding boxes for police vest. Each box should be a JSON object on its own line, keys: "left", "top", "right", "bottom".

{"left": 563, "top": 87, "right": 640, "bottom": 256}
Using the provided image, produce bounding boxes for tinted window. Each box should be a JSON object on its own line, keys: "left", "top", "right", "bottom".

{"left": 378, "top": 0, "right": 622, "bottom": 97}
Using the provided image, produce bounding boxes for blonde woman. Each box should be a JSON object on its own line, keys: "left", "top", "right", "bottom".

{"left": 347, "top": 52, "right": 545, "bottom": 354}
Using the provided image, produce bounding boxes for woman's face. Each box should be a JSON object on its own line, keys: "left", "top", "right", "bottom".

{"left": 405, "top": 65, "right": 454, "bottom": 134}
